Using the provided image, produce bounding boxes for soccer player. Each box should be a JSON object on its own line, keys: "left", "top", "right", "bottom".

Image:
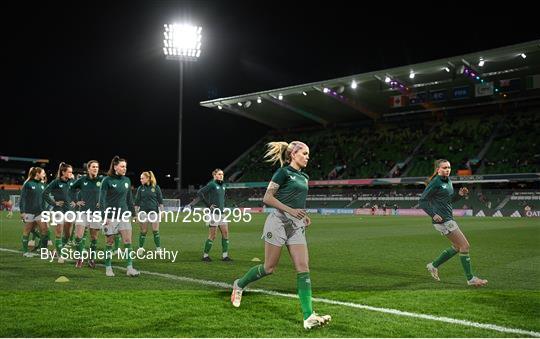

{"left": 43, "top": 162, "right": 74, "bottom": 263}
{"left": 420, "top": 159, "right": 488, "bottom": 287}
{"left": 134, "top": 171, "right": 164, "bottom": 253}
{"left": 70, "top": 160, "right": 103, "bottom": 268}
{"left": 230, "top": 141, "right": 331, "bottom": 330}
{"left": 99, "top": 156, "right": 139, "bottom": 277}
{"left": 20, "top": 167, "right": 48, "bottom": 257}
{"left": 198, "top": 168, "right": 231, "bottom": 262}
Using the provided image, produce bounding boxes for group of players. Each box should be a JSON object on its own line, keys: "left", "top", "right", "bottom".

{"left": 18, "top": 141, "right": 488, "bottom": 330}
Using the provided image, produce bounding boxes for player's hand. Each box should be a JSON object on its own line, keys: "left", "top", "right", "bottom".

{"left": 459, "top": 187, "right": 469, "bottom": 196}
{"left": 56, "top": 201, "right": 64, "bottom": 207}
{"left": 433, "top": 214, "right": 443, "bottom": 223}
{"left": 289, "top": 208, "right": 306, "bottom": 219}
{"left": 304, "top": 215, "right": 312, "bottom": 227}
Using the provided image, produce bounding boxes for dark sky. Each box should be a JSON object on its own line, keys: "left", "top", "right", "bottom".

{"left": 3, "top": 2, "right": 539, "bottom": 188}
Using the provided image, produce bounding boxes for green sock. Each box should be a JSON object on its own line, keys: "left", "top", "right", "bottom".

{"left": 237, "top": 264, "right": 270, "bottom": 289}
{"left": 31, "top": 228, "right": 41, "bottom": 241}
{"left": 153, "top": 231, "right": 161, "bottom": 248}
{"left": 81, "top": 229, "right": 88, "bottom": 250}
{"left": 297, "top": 272, "right": 313, "bottom": 320}
{"left": 221, "top": 238, "right": 229, "bottom": 255}
{"left": 69, "top": 230, "right": 75, "bottom": 241}
{"left": 105, "top": 244, "right": 113, "bottom": 267}
{"left": 40, "top": 233, "right": 49, "bottom": 250}
{"left": 124, "top": 243, "right": 133, "bottom": 267}
{"left": 75, "top": 237, "right": 83, "bottom": 255}
{"left": 90, "top": 239, "right": 97, "bottom": 259}
{"left": 22, "top": 235, "right": 29, "bottom": 252}
{"left": 459, "top": 252, "right": 474, "bottom": 280}
{"left": 139, "top": 232, "right": 147, "bottom": 248}
{"left": 55, "top": 238, "right": 63, "bottom": 253}
{"left": 203, "top": 239, "right": 213, "bottom": 254}
{"left": 432, "top": 247, "right": 458, "bottom": 268}
{"left": 114, "top": 234, "right": 120, "bottom": 250}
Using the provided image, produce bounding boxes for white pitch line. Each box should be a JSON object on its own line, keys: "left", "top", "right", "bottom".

{"left": 1, "top": 247, "right": 539, "bottom": 337}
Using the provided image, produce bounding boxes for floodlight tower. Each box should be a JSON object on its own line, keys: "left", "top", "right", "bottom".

{"left": 163, "top": 23, "right": 202, "bottom": 192}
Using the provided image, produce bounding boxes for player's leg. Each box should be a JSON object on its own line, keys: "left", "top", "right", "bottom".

{"left": 104, "top": 233, "right": 115, "bottom": 277}
{"left": 120, "top": 224, "right": 139, "bottom": 277}
{"left": 21, "top": 220, "right": 35, "bottom": 256}
{"left": 138, "top": 221, "right": 148, "bottom": 251}
{"left": 288, "top": 234, "right": 331, "bottom": 329}
{"left": 446, "top": 227, "right": 487, "bottom": 286}
{"left": 218, "top": 224, "right": 231, "bottom": 261}
{"left": 88, "top": 226, "right": 100, "bottom": 268}
{"left": 202, "top": 226, "right": 217, "bottom": 261}
{"left": 73, "top": 220, "right": 87, "bottom": 268}
{"left": 151, "top": 221, "right": 161, "bottom": 251}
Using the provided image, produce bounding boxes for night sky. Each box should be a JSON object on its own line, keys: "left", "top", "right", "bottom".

{"left": 4, "top": 2, "right": 539, "bottom": 188}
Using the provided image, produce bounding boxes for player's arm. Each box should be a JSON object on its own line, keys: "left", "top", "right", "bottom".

{"left": 19, "top": 183, "right": 28, "bottom": 217}
{"left": 263, "top": 181, "right": 305, "bottom": 220}
{"left": 126, "top": 179, "right": 135, "bottom": 215}
{"left": 43, "top": 180, "right": 62, "bottom": 207}
{"left": 156, "top": 185, "right": 164, "bottom": 211}
{"left": 419, "top": 182, "right": 436, "bottom": 219}
{"left": 452, "top": 187, "right": 469, "bottom": 203}
{"left": 197, "top": 184, "right": 212, "bottom": 208}
{"left": 134, "top": 186, "right": 141, "bottom": 211}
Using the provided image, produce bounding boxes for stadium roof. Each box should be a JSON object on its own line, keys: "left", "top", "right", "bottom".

{"left": 200, "top": 40, "right": 540, "bottom": 129}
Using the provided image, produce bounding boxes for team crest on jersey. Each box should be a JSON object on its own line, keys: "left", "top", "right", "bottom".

{"left": 442, "top": 184, "right": 447, "bottom": 189}
{"left": 266, "top": 232, "right": 272, "bottom": 239}
{"left": 41, "top": 185, "right": 44, "bottom": 189}
{"left": 151, "top": 188, "right": 155, "bottom": 192}
{"left": 59, "top": 184, "right": 63, "bottom": 188}
{"left": 112, "top": 184, "right": 117, "bottom": 188}
{"left": 96, "top": 182, "right": 101, "bottom": 187}
{"left": 31, "top": 186, "right": 36, "bottom": 190}
{"left": 84, "top": 182, "right": 88, "bottom": 186}
{"left": 124, "top": 183, "right": 129, "bottom": 188}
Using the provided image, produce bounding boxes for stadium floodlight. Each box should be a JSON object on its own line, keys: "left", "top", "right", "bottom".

{"left": 163, "top": 23, "right": 203, "bottom": 191}
{"left": 323, "top": 87, "right": 330, "bottom": 93}
{"left": 163, "top": 24, "right": 202, "bottom": 61}
{"left": 409, "top": 71, "right": 415, "bottom": 79}
{"left": 217, "top": 105, "right": 223, "bottom": 110}
{"left": 245, "top": 100, "right": 252, "bottom": 108}
{"left": 302, "top": 91, "right": 308, "bottom": 96}
{"left": 520, "top": 53, "right": 527, "bottom": 59}
{"left": 278, "top": 93, "right": 283, "bottom": 100}
{"left": 237, "top": 102, "right": 243, "bottom": 106}
{"left": 478, "top": 59, "right": 485, "bottom": 67}
{"left": 443, "top": 67, "right": 450, "bottom": 72}
{"left": 384, "top": 76, "right": 391, "bottom": 83}
{"left": 257, "top": 97, "right": 262, "bottom": 103}
{"left": 351, "top": 80, "right": 357, "bottom": 89}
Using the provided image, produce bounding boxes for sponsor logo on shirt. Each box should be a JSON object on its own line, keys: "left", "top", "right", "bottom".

{"left": 124, "top": 183, "right": 129, "bottom": 188}
{"left": 112, "top": 184, "right": 117, "bottom": 188}
{"left": 83, "top": 182, "right": 88, "bottom": 186}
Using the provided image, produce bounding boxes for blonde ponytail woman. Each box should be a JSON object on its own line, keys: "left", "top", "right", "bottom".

{"left": 230, "top": 141, "right": 331, "bottom": 329}
{"left": 134, "top": 171, "right": 164, "bottom": 253}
